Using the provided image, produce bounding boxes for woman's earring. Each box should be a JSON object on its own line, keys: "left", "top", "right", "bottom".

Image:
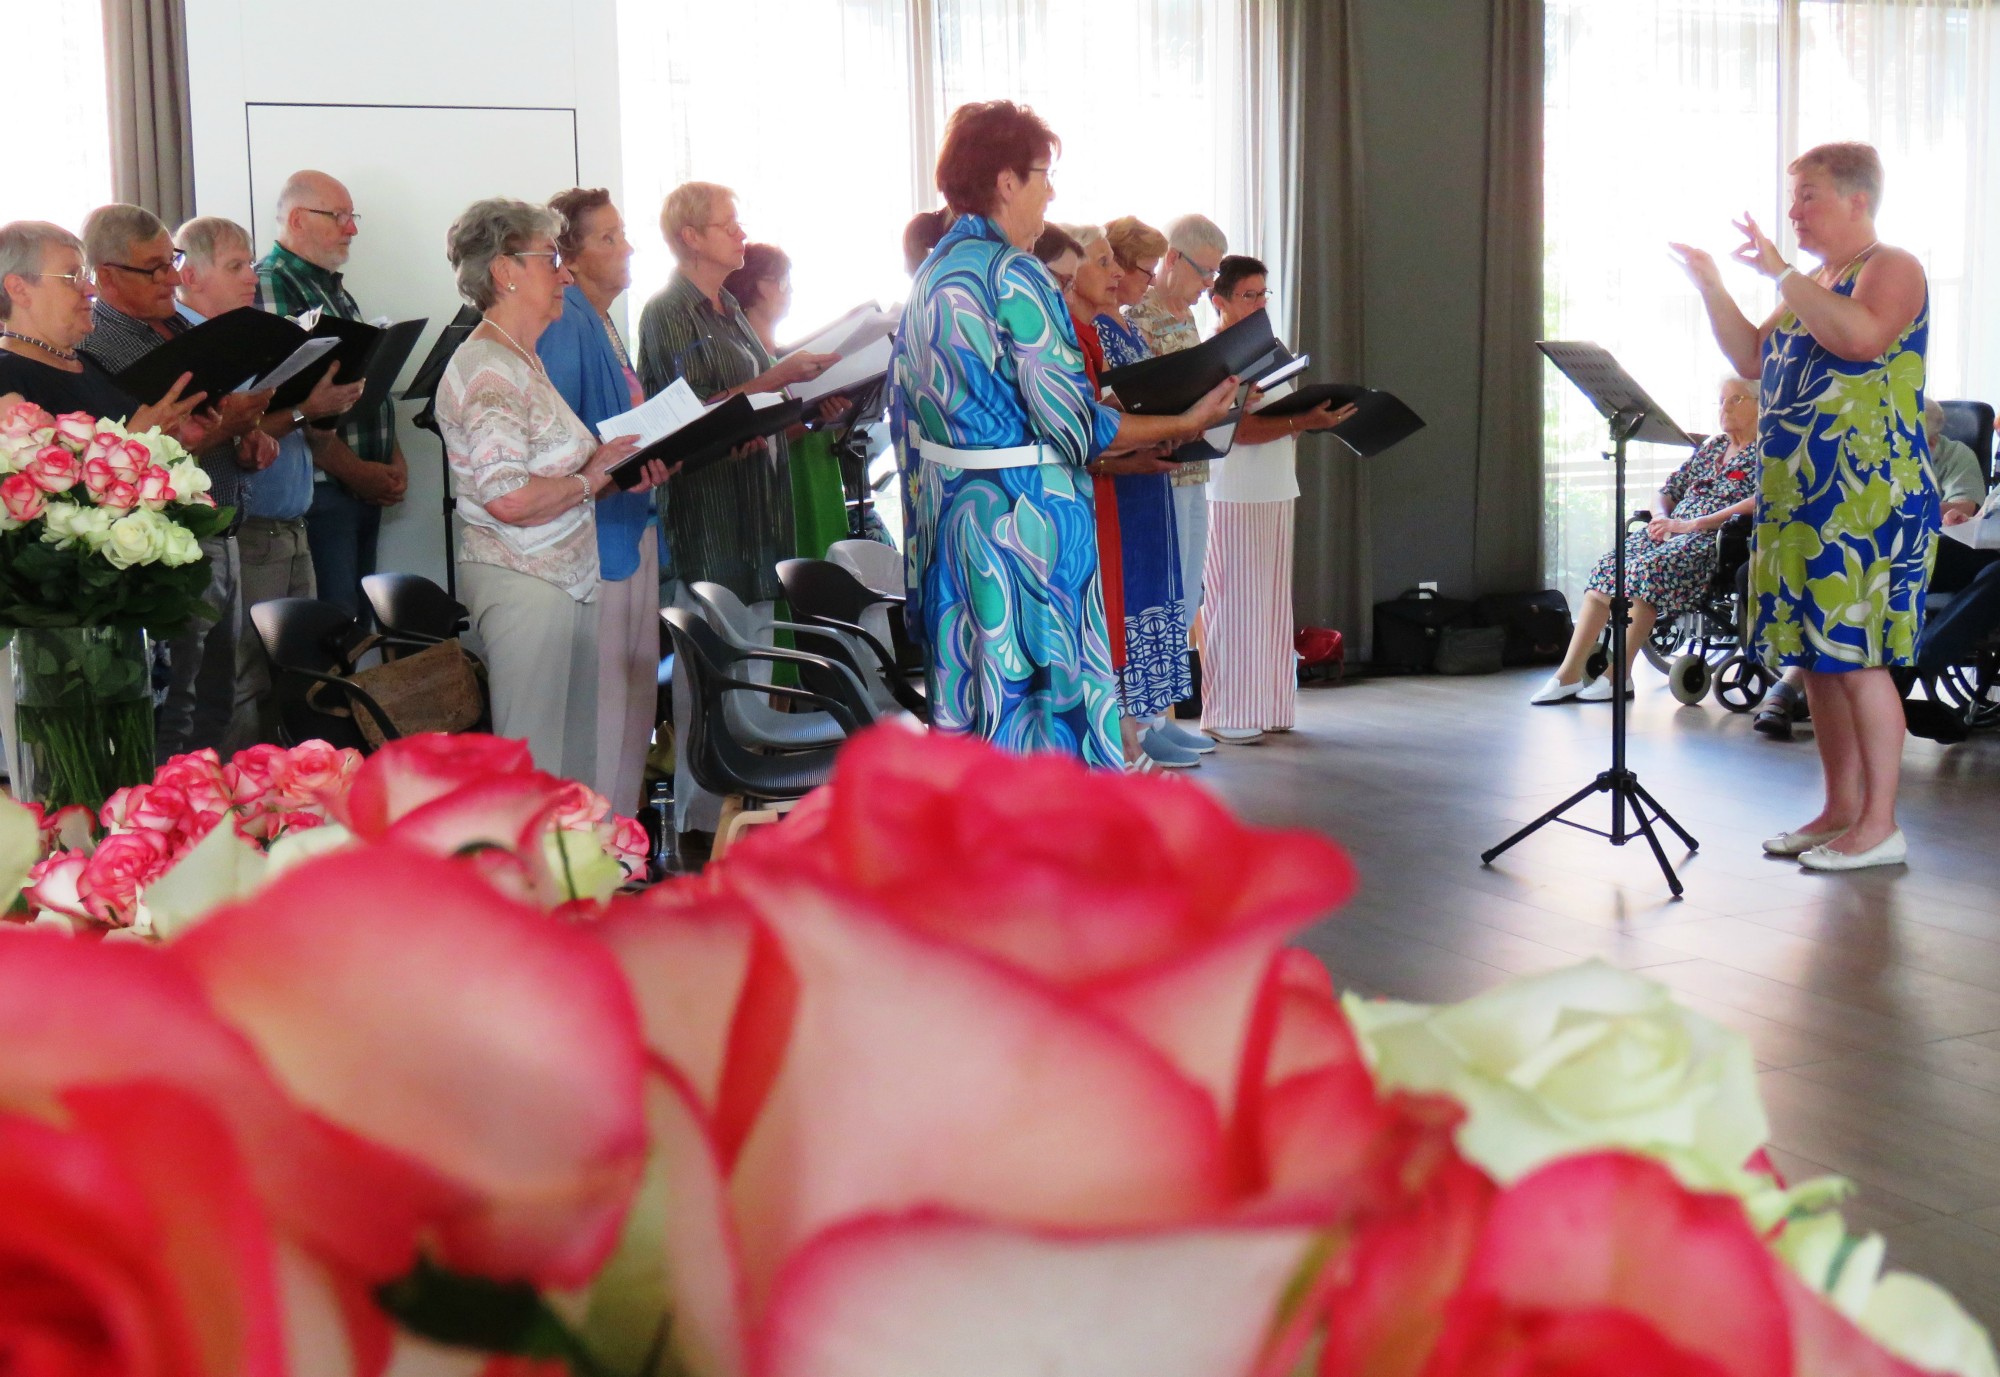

{"left": 507, "top": 283, "right": 517, "bottom": 292}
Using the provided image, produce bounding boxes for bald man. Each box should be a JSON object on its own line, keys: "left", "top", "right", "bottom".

{"left": 255, "top": 170, "right": 409, "bottom": 621}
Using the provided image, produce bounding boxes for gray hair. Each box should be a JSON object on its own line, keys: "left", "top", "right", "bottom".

{"left": 446, "top": 197, "right": 559, "bottom": 310}
{"left": 660, "top": 181, "right": 734, "bottom": 262}
{"left": 1720, "top": 374, "right": 1758, "bottom": 396}
{"left": 1068, "top": 223, "right": 1106, "bottom": 249}
{"left": 174, "top": 215, "right": 251, "bottom": 269}
{"left": 1923, "top": 396, "right": 1947, "bottom": 435}
{"left": 81, "top": 203, "right": 169, "bottom": 270}
{"left": 0, "top": 221, "right": 84, "bottom": 323}
{"left": 1164, "top": 213, "right": 1227, "bottom": 259}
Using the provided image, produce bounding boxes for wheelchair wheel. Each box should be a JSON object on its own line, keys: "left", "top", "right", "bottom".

{"left": 1668, "top": 653, "right": 1711, "bottom": 705}
{"left": 1712, "top": 654, "right": 1772, "bottom": 712}
{"left": 1585, "top": 646, "right": 1609, "bottom": 680}
{"left": 1641, "top": 612, "right": 1688, "bottom": 675}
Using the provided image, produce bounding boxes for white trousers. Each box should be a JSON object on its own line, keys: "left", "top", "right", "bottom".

{"left": 459, "top": 561, "right": 599, "bottom": 787}
{"left": 1200, "top": 499, "right": 1298, "bottom": 732}
{"left": 594, "top": 538, "right": 662, "bottom": 818}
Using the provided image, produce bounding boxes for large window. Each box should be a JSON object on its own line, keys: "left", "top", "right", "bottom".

{"left": 2, "top": 1, "right": 113, "bottom": 230}
{"left": 616, "top": 0, "right": 1257, "bottom": 338}
{"left": 1543, "top": 0, "right": 2000, "bottom": 599}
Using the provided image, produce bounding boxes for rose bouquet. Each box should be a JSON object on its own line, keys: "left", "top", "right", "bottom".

{"left": 0, "top": 725, "right": 1990, "bottom": 1377}
{"left": 0, "top": 400, "right": 231, "bottom": 808}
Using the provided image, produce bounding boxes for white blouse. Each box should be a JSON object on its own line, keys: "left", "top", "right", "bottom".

{"left": 1209, "top": 379, "right": 1301, "bottom": 504}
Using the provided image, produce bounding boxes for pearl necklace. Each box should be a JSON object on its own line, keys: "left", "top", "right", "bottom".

{"left": 479, "top": 318, "right": 546, "bottom": 376}
{"left": 1, "top": 329, "right": 79, "bottom": 363}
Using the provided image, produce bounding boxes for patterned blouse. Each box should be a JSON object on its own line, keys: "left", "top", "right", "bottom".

{"left": 437, "top": 338, "right": 600, "bottom": 601}
{"left": 1126, "top": 290, "right": 1208, "bottom": 484}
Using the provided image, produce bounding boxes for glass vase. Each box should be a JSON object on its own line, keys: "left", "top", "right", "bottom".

{"left": 9, "top": 626, "right": 155, "bottom": 812}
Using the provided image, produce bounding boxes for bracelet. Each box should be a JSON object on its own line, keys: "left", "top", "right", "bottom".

{"left": 577, "top": 473, "right": 594, "bottom": 504}
{"left": 1775, "top": 264, "right": 1796, "bottom": 286}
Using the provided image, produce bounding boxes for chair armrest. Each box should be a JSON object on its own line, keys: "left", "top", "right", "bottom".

{"left": 725, "top": 643, "right": 878, "bottom": 724}
{"left": 712, "top": 672, "right": 861, "bottom": 735}
{"left": 802, "top": 612, "right": 899, "bottom": 676}
{"left": 289, "top": 667, "right": 404, "bottom": 743}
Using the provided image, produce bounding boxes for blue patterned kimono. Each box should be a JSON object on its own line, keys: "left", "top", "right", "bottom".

{"left": 892, "top": 215, "right": 1124, "bottom": 766}
{"left": 1094, "top": 312, "right": 1191, "bottom": 717}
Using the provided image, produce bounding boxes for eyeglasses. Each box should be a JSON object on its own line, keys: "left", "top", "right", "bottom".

{"left": 99, "top": 251, "right": 185, "bottom": 281}
{"left": 1051, "top": 269, "right": 1076, "bottom": 291}
{"left": 1028, "top": 164, "right": 1054, "bottom": 183}
{"left": 302, "top": 208, "right": 361, "bottom": 229}
{"left": 1236, "top": 289, "right": 1272, "bottom": 301}
{"left": 700, "top": 220, "right": 745, "bottom": 234}
{"left": 512, "top": 250, "right": 566, "bottom": 269}
{"left": 28, "top": 269, "right": 94, "bottom": 288}
{"left": 1181, "top": 256, "right": 1219, "bottom": 286}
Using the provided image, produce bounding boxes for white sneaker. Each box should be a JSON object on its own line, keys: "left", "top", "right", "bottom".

{"left": 1530, "top": 674, "right": 1583, "bottom": 705}
{"left": 1575, "top": 676, "right": 1633, "bottom": 702}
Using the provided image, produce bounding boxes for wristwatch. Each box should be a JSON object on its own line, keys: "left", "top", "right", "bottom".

{"left": 290, "top": 408, "right": 308, "bottom": 430}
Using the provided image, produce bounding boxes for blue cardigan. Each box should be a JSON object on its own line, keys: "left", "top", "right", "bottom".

{"left": 538, "top": 285, "right": 663, "bottom": 583}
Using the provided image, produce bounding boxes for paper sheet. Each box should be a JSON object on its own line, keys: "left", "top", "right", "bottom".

{"left": 791, "top": 335, "right": 894, "bottom": 405}
{"left": 240, "top": 336, "right": 340, "bottom": 394}
{"left": 597, "top": 378, "right": 707, "bottom": 445}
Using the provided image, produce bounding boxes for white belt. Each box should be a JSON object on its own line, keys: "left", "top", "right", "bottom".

{"left": 917, "top": 437, "right": 1051, "bottom": 470}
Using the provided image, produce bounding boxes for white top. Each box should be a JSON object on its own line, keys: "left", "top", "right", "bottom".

{"left": 1208, "top": 379, "right": 1300, "bottom": 503}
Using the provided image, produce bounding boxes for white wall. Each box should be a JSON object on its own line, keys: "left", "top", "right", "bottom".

{"left": 183, "top": 0, "right": 623, "bottom": 588}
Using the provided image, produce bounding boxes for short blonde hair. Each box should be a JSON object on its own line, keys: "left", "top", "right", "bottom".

{"left": 174, "top": 216, "right": 250, "bottom": 269}
{"left": 661, "top": 182, "right": 734, "bottom": 262}
{"left": 1104, "top": 216, "right": 1167, "bottom": 271}
{"left": 1789, "top": 142, "right": 1883, "bottom": 214}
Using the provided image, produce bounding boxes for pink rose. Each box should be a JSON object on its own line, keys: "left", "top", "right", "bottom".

{"left": 23, "top": 852, "right": 91, "bottom": 920}
{"left": 269, "top": 739, "right": 361, "bottom": 812}
{"left": 0, "top": 400, "right": 57, "bottom": 439}
{"left": 82, "top": 430, "right": 123, "bottom": 465}
{"left": 551, "top": 779, "right": 614, "bottom": 832}
{"left": 32, "top": 802, "right": 99, "bottom": 853}
{"left": 155, "top": 750, "right": 234, "bottom": 820}
{"left": 0, "top": 471, "right": 48, "bottom": 524}
{"left": 77, "top": 828, "right": 176, "bottom": 925}
{"left": 108, "top": 437, "right": 149, "bottom": 482}
{"left": 51, "top": 410, "right": 98, "bottom": 447}
{"left": 97, "top": 479, "right": 141, "bottom": 514}
{"left": 222, "top": 743, "right": 289, "bottom": 810}
{"left": 25, "top": 443, "right": 82, "bottom": 492}
{"left": 82, "top": 454, "right": 120, "bottom": 496}
{"left": 0, "top": 1083, "right": 289, "bottom": 1377}
{"left": 337, "top": 731, "right": 536, "bottom": 834}
{"left": 136, "top": 465, "right": 178, "bottom": 511}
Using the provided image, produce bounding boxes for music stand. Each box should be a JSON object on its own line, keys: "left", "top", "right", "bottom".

{"left": 400, "top": 306, "right": 481, "bottom": 598}
{"left": 1480, "top": 342, "right": 1700, "bottom": 896}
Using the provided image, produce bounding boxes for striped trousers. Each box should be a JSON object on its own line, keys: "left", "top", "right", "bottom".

{"left": 1200, "top": 499, "right": 1298, "bottom": 732}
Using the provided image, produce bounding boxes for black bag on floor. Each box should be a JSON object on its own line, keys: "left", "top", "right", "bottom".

{"left": 1475, "top": 589, "right": 1574, "bottom": 666}
{"left": 1435, "top": 624, "right": 1507, "bottom": 675}
{"left": 1372, "top": 588, "right": 1476, "bottom": 671}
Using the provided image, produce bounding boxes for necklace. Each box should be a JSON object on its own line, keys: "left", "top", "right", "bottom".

{"left": 1819, "top": 240, "right": 1880, "bottom": 283}
{"left": 479, "top": 318, "right": 546, "bottom": 375}
{"left": 1, "top": 329, "right": 79, "bottom": 363}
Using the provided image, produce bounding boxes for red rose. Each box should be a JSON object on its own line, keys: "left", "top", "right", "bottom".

{"left": 0, "top": 1083, "right": 288, "bottom": 1377}
{"left": 77, "top": 829, "right": 176, "bottom": 925}
{"left": 24, "top": 443, "right": 82, "bottom": 492}
{"left": 0, "top": 471, "right": 48, "bottom": 524}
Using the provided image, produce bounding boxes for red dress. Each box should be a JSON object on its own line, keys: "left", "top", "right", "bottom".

{"left": 1071, "top": 308, "right": 1127, "bottom": 671}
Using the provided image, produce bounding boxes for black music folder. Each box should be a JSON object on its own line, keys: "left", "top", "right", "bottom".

{"left": 268, "top": 315, "right": 428, "bottom": 416}
{"left": 111, "top": 306, "right": 304, "bottom": 405}
{"left": 604, "top": 388, "right": 804, "bottom": 489}
{"left": 1254, "top": 383, "right": 1427, "bottom": 458}
{"left": 1096, "top": 310, "right": 1284, "bottom": 414}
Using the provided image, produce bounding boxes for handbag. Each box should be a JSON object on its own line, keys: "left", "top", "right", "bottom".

{"left": 307, "top": 636, "right": 485, "bottom": 749}
{"left": 1372, "top": 588, "right": 1476, "bottom": 671}
{"left": 1434, "top": 624, "right": 1507, "bottom": 675}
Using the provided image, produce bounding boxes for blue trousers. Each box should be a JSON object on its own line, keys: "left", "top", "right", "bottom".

{"left": 305, "top": 480, "right": 382, "bottom": 624}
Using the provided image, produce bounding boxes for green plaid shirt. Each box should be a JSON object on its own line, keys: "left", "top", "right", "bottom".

{"left": 254, "top": 242, "right": 395, "bottom": 467}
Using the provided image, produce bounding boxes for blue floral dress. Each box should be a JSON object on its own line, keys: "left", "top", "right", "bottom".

{"left": 1094, "top": 313, "right": 1191, "bottom": 718}
{"left": 1585, "top": 435, "right": 1759, "bottom": 614}
{"left": 892, "top": 215, "right": 1123, "bottom": 766}
{"left": 1750, "top": 255, "right": 1939, "bottom": 671}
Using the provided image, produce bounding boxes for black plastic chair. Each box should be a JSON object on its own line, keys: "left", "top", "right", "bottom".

{"left": 248, "top": 598, "right": 387, "bottom": 752}
{"left": 684, "top": 581, "right": 879, "bottom": 743}
{"left": 1940, "top": 399, "right": 1997, "bottom": 482}
{"left": 361, "top": 572, "right": 470, "bottom": 648}
{"left": 776, "top": 558, "right": 929, "bottom": 719}
{"left": 660, "top": 608, "right": 853, "bottom": 807}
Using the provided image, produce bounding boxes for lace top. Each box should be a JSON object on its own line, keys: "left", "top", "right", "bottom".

{"left": 437, "top": 338, "right": 600, "bottom": 602}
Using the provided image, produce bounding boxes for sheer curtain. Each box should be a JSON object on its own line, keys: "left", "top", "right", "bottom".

{"left": 3, "top": 0, "right": 114, "bottom": 230}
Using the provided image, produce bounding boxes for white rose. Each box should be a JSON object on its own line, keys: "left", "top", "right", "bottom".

{"left": 138, "top": 428, "right": 191, "bottom": 467}
{"left": 100, "top": 509, "right": 172, "bottom": 570}
{"left": 542, "top": 826, "right": 625, "bottom": 904}
{"left": 165, "top": 459, "right": 211, "bottom": 500}
{"left": 1344, "top": 959, "right": 1767, "bottom": 1187}
{"left": 1777, "top": 1211, "right": 2000, "bottom": 1377}
{"left": 40, "top": 502, "right": 115, "bottom": 550}
{"left": 92, "top": 416, "right": 130, "bottom": 440}
{"left": 158, "top": 524, "right": 203, "bottom": 567}
{"left": 0, "top": 436, "right": 35, "bottom": 475}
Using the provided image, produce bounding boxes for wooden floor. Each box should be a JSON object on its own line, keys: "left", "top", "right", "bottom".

{"left": 1195, "top": 664, "right": 2000, "bottom": 1327}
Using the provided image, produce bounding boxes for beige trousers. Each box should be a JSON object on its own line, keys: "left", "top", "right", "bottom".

{"left": 459, "top": 561, "right": 599, "bottom": 786}
{"left": 594, "top": 538, "right": 662, "bottom": 817}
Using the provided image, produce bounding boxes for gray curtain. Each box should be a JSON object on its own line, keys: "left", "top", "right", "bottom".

{"left": 1470, "top": 0, "right": 1545, "bottom": 593}
{"left": 102, "top": 0, "right": 196, "bottom": 227}
{"left": 1281, "top": 0, "right": 1373, "bottom": 641}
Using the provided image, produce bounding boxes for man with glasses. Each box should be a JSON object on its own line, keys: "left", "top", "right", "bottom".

{"left": 1127, "top": 212, "right": 1229, "bottom": 707}
{"left": 79, "top": 203, "right": 278, "bottom": 761}
{"left": 256, "top": 169, "right": 409, "bottom": 621}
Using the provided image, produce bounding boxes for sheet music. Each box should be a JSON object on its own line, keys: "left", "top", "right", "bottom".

{"left": 1943, "top": 491, "right": 2000, "bottom": 549}
{"left": 791, "top": 335, "right": 894, "bottom": 404}
{"left": 597, "top": 378, "right": 707, "bottom": 445}
{"left": 781, "top": 302, "right": 901, "bottom": 362}
{"left": 239, "top": 337, "right": 340, "bottom": 394}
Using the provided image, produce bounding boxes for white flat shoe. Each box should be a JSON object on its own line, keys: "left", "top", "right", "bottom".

{"left": 1575, "top": 676, "right": 1633, "bottom": 702}
{"left": 1800, "top": 830, "right": 1907, "bottom": 872}
{"left": 1205, "top": 726, "right": 1265, "bottom": 743}
{"left": 1530, "top": 674, "right": 1583, "bottom": 705}
{"left": 1762, "top": 828, "right": 1843, "bottom": 857}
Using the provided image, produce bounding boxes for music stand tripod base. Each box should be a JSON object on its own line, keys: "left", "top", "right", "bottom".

{"left": 1482, "top": 345, "right": 1700, "bottom": 896}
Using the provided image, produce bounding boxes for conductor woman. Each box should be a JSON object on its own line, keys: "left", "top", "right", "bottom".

{"left": 1670, "top": 141, "right": 1937, "bottom": 872}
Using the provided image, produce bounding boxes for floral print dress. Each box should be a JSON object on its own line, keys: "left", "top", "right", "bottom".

{"left": 1585, "top": 434, "right": 1759, "bottom": 615}
{"left": 891, "top": 215, "right": 1123, "bottom": 767}
{"left": 1749, "top": 255, "right": 1938, "bottom": 671}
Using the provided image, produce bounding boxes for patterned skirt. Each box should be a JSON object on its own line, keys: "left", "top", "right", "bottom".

{"left": 1112, "top": 471, "right": 1191, "bottom": 718}
{"left": 916, "top": 460, "right": 1122, "bottom": 767}
{"left": 1202, "top": 499, "right": 1297, "bottom": 732}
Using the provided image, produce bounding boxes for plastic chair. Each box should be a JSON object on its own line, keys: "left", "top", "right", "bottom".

{"left": 776, "top": 558, "right": 929, "bottom": 719}
{"left": 361, "top": 572, "right": 470, "bottom": 648}
{"left": 826, "top": 538, "right": 914, "bottom": 670}
{"left": 659, "top": 608, "right": 852, "bottom": 811}
{"left": 685, "top": 581, "right": 879, "bottom": 739}
{"left": 248, "top": 598, "right": 387, "bottom": 752}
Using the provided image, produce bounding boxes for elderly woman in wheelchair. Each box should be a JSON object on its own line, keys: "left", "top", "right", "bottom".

{"left": 1535, "top": 375, "right": 1762, "bottom": 704}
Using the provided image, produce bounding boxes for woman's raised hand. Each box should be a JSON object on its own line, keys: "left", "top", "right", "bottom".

{"left": 129, "top": 372, "right": 206, "bottom": 437}
{"left": 1666, "top": 242, "right": 1724, "bottom": 291}
{"left": 1729, "top": 213, "right": 1787, "bottom": 279}
{"left": 1182, "top": 375, "right": 1239, "bottom": 434}
{"left": 771, "top": 351, "right": 841, "bottom": 389}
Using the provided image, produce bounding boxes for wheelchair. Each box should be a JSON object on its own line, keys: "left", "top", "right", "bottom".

{"left": 1585, "top": 511, "right": 1775, "bottom": 712}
